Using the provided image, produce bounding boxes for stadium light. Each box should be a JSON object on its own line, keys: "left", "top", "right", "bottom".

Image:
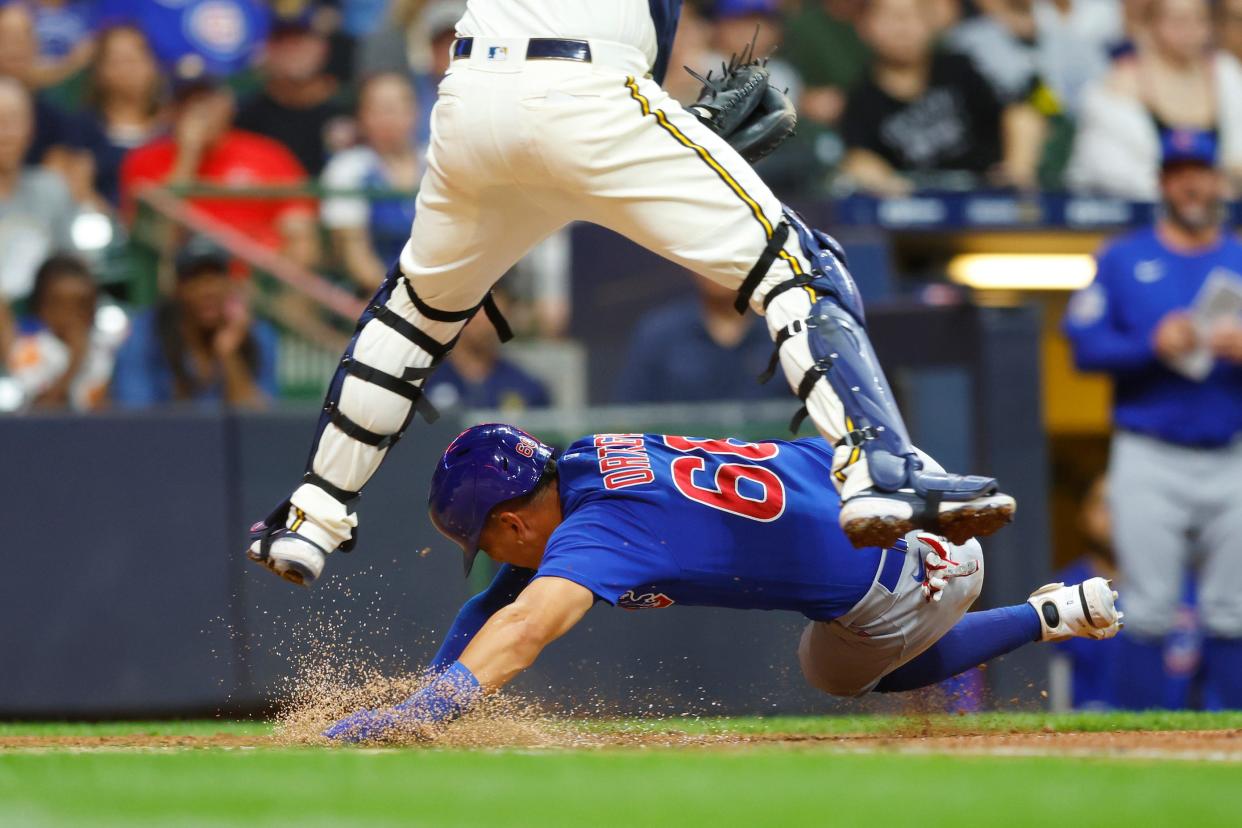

{"left": 946, "top": 253, "right": 1097, "bottom": 291}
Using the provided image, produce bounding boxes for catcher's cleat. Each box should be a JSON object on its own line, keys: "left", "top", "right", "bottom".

{"left": 1027, "top": 578, "right": 1123, "bottom": 642}
{"left": 840, "top": 488, "right": 1016, "bottom": 548}
{"left": 246, "top": 501, "right": 335, "bottom": 587}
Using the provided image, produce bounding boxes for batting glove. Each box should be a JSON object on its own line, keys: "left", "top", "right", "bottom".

{"left": 914, "top": 534, "right": 979, "bottom": 603}
{"left": 324, "top": 661, "right": 483, "bottom": 744}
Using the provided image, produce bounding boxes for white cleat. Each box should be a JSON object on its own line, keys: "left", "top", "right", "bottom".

{"left": 247, "top": 532, "right": 329, "bottom": 588}
{"left": 1027, "top": 577, "right": 1123, "bottom": 642}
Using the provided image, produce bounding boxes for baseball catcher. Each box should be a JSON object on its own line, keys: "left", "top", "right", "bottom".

{"left": 323, "top": 425, "right": 1119, "bottom": 742}
{"left": 246, "top": 1, "right": 1017, "bottom": 589}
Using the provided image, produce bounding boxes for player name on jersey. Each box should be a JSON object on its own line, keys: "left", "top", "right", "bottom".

{"left": 593, "top": 434, "right": 654, "bottom": 490}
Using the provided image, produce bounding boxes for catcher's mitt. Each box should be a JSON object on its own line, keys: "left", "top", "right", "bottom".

{"left": 686, "top": 40, "right": 797, "bottom": 164}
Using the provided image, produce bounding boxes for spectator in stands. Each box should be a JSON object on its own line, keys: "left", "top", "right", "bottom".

{"left": 616, "top": 273, "right": 790, "bottom": 404}
{"left": 707, "top": 0, "right": 836, "bottom": 194}
{"left": 706, "top": 0, "right": 803, "bottom": 105}
{"left": 782, "top": 0, "right": 869, "bottom": 129}
{"left": 110, "top": 237, "right": 278, "bottom": 408}
{"left": 1063, "top": 129, "right": 1242, "bottom": 710}
{"left": 321, "top": 72, "right": 420, "bottom": 292}
{"left": 946, "top": 0, "right": 1122, "bottom": 117}
{"left": 1067, "top": 0, "right": 1242, "bottom": 200}
{"left": 839, "top": 0, "right": 1045, "bottom": 195}
{"left": 0, "top": 294, "right": 15, "bottom": 362}
{"left": 29, "top": 0, "right": 97, "bottom": 90}
{"left": 1223, "top": 0, "right": 1242, "bottom": 67}
{"left": 119, "top": 66, "right": 319, "bottom": 267}
{"left": 412, "top": 0, "right": 467, "bottom": 148}
{"left": 662, "top": 2, "right": 714, "bottom": 106}
{"left": 6, "top": 254, "right": 122, "bottom": 411}
{"left": 82, "top": 24, "right": 166, "bottom": 207}
{"left": 356, "top": 0, "right": 426, "bottom": 78}
{"left": 95, "top": 0, "right": 269, "bottom": 79}
{"left": 235, "top": 5, "right": 352, "bottom": 177}
{"left": 424, "top": 290, "right": 551, "bottom": 412}
{"left": 0, "top": 1, "right": 97, "bottom": 192}
{"left": 0, "top": 77, "right": 77, "bottom": 304}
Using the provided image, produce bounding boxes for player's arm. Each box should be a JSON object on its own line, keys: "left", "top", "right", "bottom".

{"left": 1064, "top": 247, "right": 1161, "bottom": 373}
{"left": 323, "top": 576, "right": 593, "bottom": 742}
{"left": 457, "top": 576, "right": 595, "bottom": 690}
{"left": 429, "top": 564, "right": 537, "bottom": 670}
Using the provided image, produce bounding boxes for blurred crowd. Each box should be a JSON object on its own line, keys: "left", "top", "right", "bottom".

{"left": 0, "top": 0, "right": 1239, "bottom": 711}
{"left": 2, "top": 0, "right": 1242, "bottom": 417}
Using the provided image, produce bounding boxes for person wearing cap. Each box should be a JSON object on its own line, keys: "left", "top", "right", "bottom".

{"left": 319, "top": 424, "right": 1121, "bottom": 743}
{"left": 1067, "top": 0, "right": 1242, "bottom": 200}
{"left": 118, "top": 64, "right": 319, "bottom": 267}
{"left": 1064, "top": 128, "right": 1242, "bottom": 710}
{"left": 109, "top": 238, "right": 278, "bottom": 408}
{"left": 235, "top": 3, "right": 352, "bottom": 177}
{"left": 705, "top": 0, "right": 802, "bottom": 109}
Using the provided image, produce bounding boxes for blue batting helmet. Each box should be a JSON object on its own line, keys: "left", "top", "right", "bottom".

{"left": 428, "top": 424, "right": 556, "bottom": 574}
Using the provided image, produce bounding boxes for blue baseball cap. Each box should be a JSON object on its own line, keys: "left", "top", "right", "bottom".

{"left": 428, "top": 424, "right": 556, "bottom": 574}
{"left": 712, "top": 0, "right": 781, "bottom": 18}
{"left": 1161, "top": 128, "right": 1218, "bottom": 169}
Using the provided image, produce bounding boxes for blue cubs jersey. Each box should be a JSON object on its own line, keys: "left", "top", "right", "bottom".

{"left": 534, "top": 433, "right": 883, "bottom": 622}
{"left": 1064, "top": 227, "right": 1242, "bottom": 447}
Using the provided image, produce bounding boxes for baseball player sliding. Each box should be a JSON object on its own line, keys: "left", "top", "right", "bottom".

{"left": 323, "top": 426, "right": 1120, "bottom": 742}
{"left": 248, "top": 1, "right": 1016, "bottom": 587}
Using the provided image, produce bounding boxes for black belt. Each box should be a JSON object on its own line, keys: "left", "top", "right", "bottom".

{"left": 452, "top": 37, "right": 592, "bottom": 63}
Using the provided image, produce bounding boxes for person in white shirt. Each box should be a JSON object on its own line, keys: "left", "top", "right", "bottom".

{"left": 7, "top": 254, "right": 123, "bottom": 411}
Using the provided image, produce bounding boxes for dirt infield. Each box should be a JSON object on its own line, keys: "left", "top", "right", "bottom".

{"left": 4, "top": 727, "right": 1240, "bottom": 760}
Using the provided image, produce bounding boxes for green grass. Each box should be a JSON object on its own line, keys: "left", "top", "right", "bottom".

{"left": 2, "top": 714, "right": 1240, "bottom": 828}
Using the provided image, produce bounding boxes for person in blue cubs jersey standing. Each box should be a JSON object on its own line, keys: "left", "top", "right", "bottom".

{"left": 324, "top": 425, "right": 1121, "bottom": 742}
{"left": 1065, "top": 129, "right": 1242, "bottom": 710}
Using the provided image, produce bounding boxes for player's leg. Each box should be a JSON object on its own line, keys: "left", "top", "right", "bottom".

{"left": 1191, "top": 442, "right": 1242, "bottom": 708}
{"left": 800, "top": 534, "right": 1120, "bottom": 696}
{"left": 1107, "top": 432, "right": 1193, "bottom": 708}
{"left": 561, "top": 74, "right": 1012, "bottom": 547}
{"left": 875, "top": 576, "right": 1123, "bottom": 692}
{"left": 799, "top": 534, "right": 986, "bottom": 696}
{"left": 247, "top": 81, "right": 567, "bottom": 584}
{"left": 873, "top": 606, "right": 1041, "bottom": 692}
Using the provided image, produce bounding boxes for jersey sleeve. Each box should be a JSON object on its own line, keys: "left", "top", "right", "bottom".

{"left": 534, "top": 500, "right": 679, "bottom": 605}
{"left": 429, "top": 564, "right": 537, "bottom": 669}
{"left": 1063, "top": 242, "right": 1157, "bottom": 373}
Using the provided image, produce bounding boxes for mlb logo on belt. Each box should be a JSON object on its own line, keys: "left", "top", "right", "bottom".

{"left": 487, "top": 46, "right": 508, "bottom": 61}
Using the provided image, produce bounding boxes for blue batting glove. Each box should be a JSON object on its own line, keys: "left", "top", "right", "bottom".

{"left": 323, "top": 707, "right": 398, "bottom": 743}
{"left": 323, "top": 661, "right": 483, "bottom": 743}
